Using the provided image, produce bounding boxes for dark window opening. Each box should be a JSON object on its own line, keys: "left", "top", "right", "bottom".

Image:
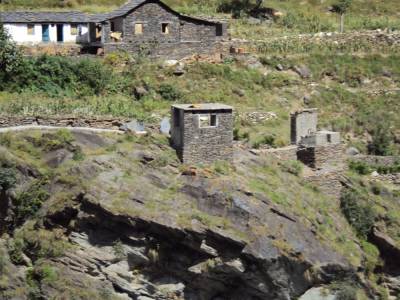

{"left": 56, "top": 24, "right": 64, "bottom": 42}
{"left": 110, "top": 21, "right": 115, "bottom": 32}
{"left": 162, "top": 23, "right": 170, "bottom": 34}
{"left": 327, "top": 134, "right": 332, "bottom": 143}
{"left": 210, "top": 114, "right": 217, "bottom": 126}
{"left": 216, "top": 24, "right": 223, "bottom": 36}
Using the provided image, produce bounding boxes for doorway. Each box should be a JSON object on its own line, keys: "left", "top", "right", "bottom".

{"left": 42, "top": 24, "right": 50, "bottom": 42}
{"left": 56, "top": 24, "right": 64, "bottom": 42}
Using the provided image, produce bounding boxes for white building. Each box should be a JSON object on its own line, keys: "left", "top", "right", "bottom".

{"left": 0, "top": 11, "right": 90, "bottom": 44}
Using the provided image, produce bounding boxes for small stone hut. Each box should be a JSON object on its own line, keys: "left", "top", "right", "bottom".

{"left": 171, "top": 103, "right": 234, "bottom": 164}
{"left": 291, "top": 109, "right": 344, "bottom": 169}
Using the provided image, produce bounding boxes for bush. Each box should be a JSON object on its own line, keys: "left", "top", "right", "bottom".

{"left": 349, "top": 161, "right": 372, "bottom": 175}
{"left": 158, "top": 84, "right": 182, "bottom": 101}
{"left": 280, "top": 160, "right": 303, "bottom": 176}
{"left": 368, "top": 123, "right": 393, "bottom": 156}
{"left": 0, "top": 168, "right": 17, "bottom": 191}
{"left": 13, "top": 179, "right": 50, "bottom": 224}
{"left": 0, "top": 24, "right": 23, "bottom": 76}
{"left": 253, "top": 135, "right": 276, "bottom": 149}
{"left": 340, "top": 189, "right": 375, "bottom": 238}
{"left": 1, "top": 55, "right": 116, "bottom": 97}
{"left": 336, "top": 283, "right": 358, "bottom": 300}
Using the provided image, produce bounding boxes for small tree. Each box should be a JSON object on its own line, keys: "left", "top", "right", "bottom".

{"left": 332, "top": 0, "right": 352, "bottom": 33}
{"left": 368, "top": 123, "right": 393, "bottom": 156}
{"left": 218, "top": 0, "right": 264, "bottom": 18}
{"left": 0, "top": 23, "right": 23, "bottom": 78}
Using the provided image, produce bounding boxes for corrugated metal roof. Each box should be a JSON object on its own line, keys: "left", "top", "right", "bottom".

{"left": 0, "top": 11, "right": 89, "bottom": 23}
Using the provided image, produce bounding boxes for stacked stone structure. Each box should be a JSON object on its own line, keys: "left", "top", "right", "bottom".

{"left": 171, "top": 104, "right": 233, "bottom": 164}
{"left": 290, "top": 109, "right": 343, "bottom": 169}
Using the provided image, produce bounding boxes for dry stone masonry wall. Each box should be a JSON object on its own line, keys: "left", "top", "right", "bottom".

{"left": 0, "top": 116, "right": 129, "bottom": 130}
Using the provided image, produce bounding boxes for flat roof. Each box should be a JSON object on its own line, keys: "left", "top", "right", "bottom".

{"left": 172, "top": 103, "right": 233, "bottom": 111}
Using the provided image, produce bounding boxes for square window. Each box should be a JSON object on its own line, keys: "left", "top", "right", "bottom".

{"left": 199, "top": 114, "right": 218, "bottom": 128}
{"left": 71, "top": 25, "right": 78, "bottom": 35}
{"left": 27, "top": 24, "right": 35, "bottom": 35}
{"left": 135, "top": 23, "right": 143, "bottom": 35}
{"left": 162, "top": 23, "right": 170, "bottom": 34}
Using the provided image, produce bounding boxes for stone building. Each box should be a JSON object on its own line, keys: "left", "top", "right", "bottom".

{"left": 89, "top": 0, "right": 227, "bottom": 58}
{"left": 1, "top": 0, "right": 228, "bottom": 58}
{"left": 291, "top": 109, "right": 343, "bottom": 169}
{"left": 0, "top": 12, "right": 90, "bottom": 44}
{"left": 171, "top": 103, "right": 234, "bottom": 164}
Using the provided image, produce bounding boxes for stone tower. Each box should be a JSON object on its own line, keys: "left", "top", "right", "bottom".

{"left": 290, "top": 108, "right": 318, "bottom": 145}
{"left": 291, "top": 108, "right": 343, "bottom": 169}
{"left": 171, "top": 103, "right": 234, "bottom": 164}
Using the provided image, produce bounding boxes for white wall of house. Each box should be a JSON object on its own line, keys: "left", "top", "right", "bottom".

{"left": 3, "top": 23, "right": 89, "bottom": 44}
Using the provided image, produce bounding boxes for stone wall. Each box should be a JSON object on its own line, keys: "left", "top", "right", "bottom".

{"left": 0, "top": 116, "right": 129, "bottom": 130}
{"left": 263, "top": 146, "right": 298, "bottom": 161}
{"left": 350, "top": 155, "right": 400, "bottom": 167}
{"left": 297, "top": 144, "right": 346, "bottom": 169}
{"left": 104, "top": 40, "right": 228, "bottom": 59}
{"left": 304, "top": 171, "right": 344, "bottom": 200}
{"left": 180, "top": 111, "right": 233, "bottom": 164}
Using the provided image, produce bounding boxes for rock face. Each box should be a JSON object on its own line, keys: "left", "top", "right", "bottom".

{"left": 0, "top": 131, "right": 357, "bottom": 300}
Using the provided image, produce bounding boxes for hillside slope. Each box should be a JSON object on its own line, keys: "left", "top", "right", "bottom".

{"left": 0, "top": 129, "right": 368, "bottom": 299}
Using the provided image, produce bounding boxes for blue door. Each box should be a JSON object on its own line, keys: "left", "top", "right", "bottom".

{"left": 42, "top": 24, "right": 50, "bottom": 42}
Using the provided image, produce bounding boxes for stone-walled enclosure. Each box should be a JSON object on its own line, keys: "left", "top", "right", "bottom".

{"left": 171, "top": 104, "right": 234, "bottom": 164}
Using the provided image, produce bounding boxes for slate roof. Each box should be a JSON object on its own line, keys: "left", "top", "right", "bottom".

{"left": 0, "top": 11, "right": 89, "bottom": 23}
{"left": 172, "top": 103, "right": 233, "bottom": 112}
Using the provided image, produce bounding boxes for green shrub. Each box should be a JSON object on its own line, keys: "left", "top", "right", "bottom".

{"left": 340, "top": 189, "right": 376, "bottom": 238}
{"left": 8, "top": 238, "right": 25, "bottom": 265}
{"left": 360, "top": 240, "right": 381, "bottom": 274}
{"left": 253, "top": 135, "right": 276, "bottom": 149}
{"left": 0, "top": 167, "right": 17, "bottom": 190}
{"left": 336, "top": 283, "right": 358, "bottom": 300}
{"left": 0, "top": 24, "right": 23, "bottom": 76}
{"left": 1, "top": 55, "right": 117, "bottom": 97}
{"left": 158, "top": 84, "right": 182, "bottom": 101}
{"left": 13, "top": 179, "right": 50, "bottom": 224}
{"left": 280, "top": 160, "right": 303, "bottom": 176}
{"left": 349, "top": 161, "right": 372, "bottom": 175}
{"left": 27, "top": 264, "right": 58, "bottom": 285}
{"left": 368, "top": 123, "right": 393, "bottom": 156}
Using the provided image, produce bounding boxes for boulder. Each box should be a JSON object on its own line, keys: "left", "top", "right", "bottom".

{"left": 163, "top": 60, "right": 179, "bottom": 67}
{"left": 134, "top": 86, "right": 149, "bottom": 99}
{"left": 120, "top": 120, "right": 147, "bottom": 135}
{"left": 173, "top": 62, "right": 186, "bottom": 76}
{"left": 299, "top": 287, "right": 336, "bottom": 300}
{"left": 293, "top": 65, "right": 312, "bottom": 79}
{"left": 346, "top": 147, "right": 360, "bottom": 156}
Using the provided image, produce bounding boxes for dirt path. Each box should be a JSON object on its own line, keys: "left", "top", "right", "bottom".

{"left": 0, "top": 125, "right": 123, "bottom": 134}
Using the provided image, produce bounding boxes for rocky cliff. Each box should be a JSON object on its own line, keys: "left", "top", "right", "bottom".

{"left": 0, "top": 129, "right": 398, "bottom": 299}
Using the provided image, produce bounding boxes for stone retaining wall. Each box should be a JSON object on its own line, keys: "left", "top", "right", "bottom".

{"left": 0, "top": 116, "right": 129, "bottom": 130}
{"left": 350, "top": 155, "right": 400, "bottom": 167}
{"left": 304, "top": 171, "right": 344, "bottom": 200}
{"left": 297, "top": 144, "right": 346, "bottom": 169}
{"left": 264, "top": 146, "right": 298, "bottom": 161}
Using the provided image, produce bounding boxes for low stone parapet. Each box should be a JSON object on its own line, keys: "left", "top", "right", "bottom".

{"left": 0, "top": 116, "right": 130, "bottom": 130}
